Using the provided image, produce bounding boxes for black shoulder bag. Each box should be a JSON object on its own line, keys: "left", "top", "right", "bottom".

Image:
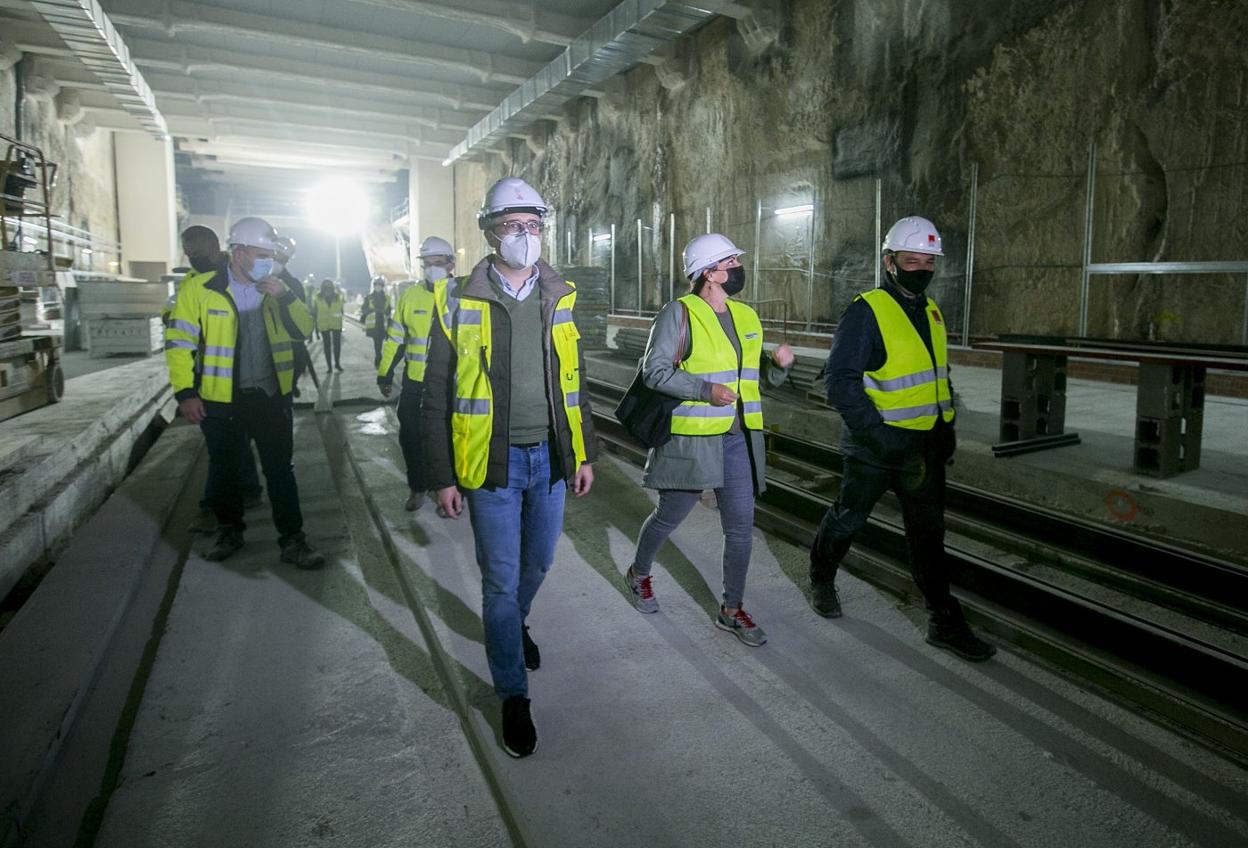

{"left": 614, "top": 304, "right": 689, "bottom": 449}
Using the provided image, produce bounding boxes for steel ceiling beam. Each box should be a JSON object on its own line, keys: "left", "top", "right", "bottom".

{"left": 445, "top": 0, "right": 735, "bottom": 163}
{"left": 343, "top": 0, "right": 591, "bottom": 47}
{"left": 9, "top": 24, "right": 503, "bottom": 111}
{"left": 105, "top": 0, "right": 542, "bottom": 86}
{"left": 27, "top": 0, "right": 166, "bottom": 135}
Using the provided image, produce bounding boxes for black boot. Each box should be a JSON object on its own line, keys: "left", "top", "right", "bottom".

{"left": 926, "top": 603, "right": 996, "bottom": 662}
{"left": 810, "top": 580, "right": 842, "bottom": 618}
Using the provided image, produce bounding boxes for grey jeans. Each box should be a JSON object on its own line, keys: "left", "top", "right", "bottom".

{"left": 632, "top": 430, "right": 755, "bottom": 608}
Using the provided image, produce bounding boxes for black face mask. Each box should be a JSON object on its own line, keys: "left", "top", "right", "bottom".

{"left": 891, "top": 266, "right": 934, "bottom": 296}
{"left": 721, "top": 266, "right": 746, "bottom": 296}
{"left": 188, "top": 254, "right": 217, "bottom": 273}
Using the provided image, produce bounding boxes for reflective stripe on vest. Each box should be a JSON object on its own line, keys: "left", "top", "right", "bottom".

{"left": 858, "top": 288, "right": 954, "bottom": 431}
{"left": 671, "top": 295, "right": 765, "bottom": 435}
{"left": 390, "top": 285, "right": 436, "bottom": 382}
{"left": 436, "top": 281, "right": 586, "bottom": 489}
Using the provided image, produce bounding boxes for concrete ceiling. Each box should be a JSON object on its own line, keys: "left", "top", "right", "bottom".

{"left": 0, "top": 0, "right": 626, "bottom": 205}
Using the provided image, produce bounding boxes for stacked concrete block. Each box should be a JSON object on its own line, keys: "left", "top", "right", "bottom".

{"left": 75, "top": 279, "right": 166, "bottom": 358}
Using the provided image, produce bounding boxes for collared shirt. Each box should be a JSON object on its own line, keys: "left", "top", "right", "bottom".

{"left": 488, "top": 261, "right": 538, "bottom": 302}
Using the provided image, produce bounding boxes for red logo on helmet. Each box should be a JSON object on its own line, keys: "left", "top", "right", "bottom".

{"left": 928, "top": 234, "right": 936, "bottom": 243}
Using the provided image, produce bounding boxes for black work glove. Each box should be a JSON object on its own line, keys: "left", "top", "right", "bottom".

{"left": 935, "top": 423, "right": 957, "bottom": 465}
{"left": 861, "top": 423, "right": 917, "bottom": 465}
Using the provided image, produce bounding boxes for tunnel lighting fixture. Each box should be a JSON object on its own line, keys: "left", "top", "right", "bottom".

{"left": 307, "top": 178, "right": 370, "bottom": 235}
{"left": 592, "top": 233, "right": 612, "bottom": 243}
{"left": 774, "top": 204, "right": 814, "bottom": 217}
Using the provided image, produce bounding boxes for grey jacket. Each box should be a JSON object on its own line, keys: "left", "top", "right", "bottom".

{"left": 639, "top": 299, "right": 787, "bottom": 492}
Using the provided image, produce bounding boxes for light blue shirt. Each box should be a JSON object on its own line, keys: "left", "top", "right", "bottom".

{"left": 488, "top": 261, "right": 538, "bottom": 302}
{"left": 227, "top": 266, "right": 263, "bottom": 313}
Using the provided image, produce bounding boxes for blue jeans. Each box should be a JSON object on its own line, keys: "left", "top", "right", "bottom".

{"left": 633, "top": 430, "right": 755, "bottom": 608}
{"left": 464, "top": 443, "right": 567, "bottom": 700}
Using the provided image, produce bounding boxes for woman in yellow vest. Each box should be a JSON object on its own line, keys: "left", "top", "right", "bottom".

{"left": 311, "top": 278, "right": 345, "bottom": 371}
{"left": 622, "top": 234, "right": 793, "bottom": 647}
{"left": 807, "top": 216, "right": 994, "bottom": 662}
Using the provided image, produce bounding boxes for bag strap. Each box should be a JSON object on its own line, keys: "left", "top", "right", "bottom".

{"left": 674, "top": 302, "right": 689, "bottom": 366}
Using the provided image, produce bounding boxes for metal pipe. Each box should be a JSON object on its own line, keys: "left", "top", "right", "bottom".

{"left": 637, "top": 218, "right": 644, "bottom": 311}
{"left": 1242, "top": 274, "right": 1248, "bottom": 346}
{"left": 874, "top": 178, "right": 882, "bottom": 289}
{"left": 962, "top": 162, "right": 978, "bottom": 346}
{"left": 806, "top": 208, "right": 815, "bottom": 332}
{"left": 668, "top": 212, "right": 676, "bottom": 303}
{"left": 1079, "top": 141, "right": 1097, "bottom": 337}
{"left": 752, "top": 198, "right": 762, "bottom": 302}
{"left": 705, "top": 206, "right": 711, "bottom": 234}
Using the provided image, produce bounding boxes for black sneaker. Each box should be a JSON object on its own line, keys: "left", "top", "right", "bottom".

{"left": 521, "top": 625, "right": 540, "bottom": 671}
{"left": 927, "top": 618, "right": 997, "bottom": 662}
{"left": 810, "top": 581, "right": 842, "bottom": 618}
{"left": 204, "top": 525, "right": 244, "bottom": 561}
{"left": 501, "top": 696, "right": 536, "bottom": 758}
{"left": 280, "top": 534, "right": 326, "bottom": 570}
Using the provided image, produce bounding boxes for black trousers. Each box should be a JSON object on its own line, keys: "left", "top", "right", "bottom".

{"left": 201, "top": 390, "right": 303, "bottom": 544}
{"left": 322, "top": 330, "right": 342, "bottom": 369}
{"left": 291, "top": 342, "right": 311, "bottom": 391}
{"left": 397, "top": 376, "right": 426, "bottom": 492}
{"left": 370, "top": 331, "right": 384, "bottom": 366}
{"left": 810, "top": 440, "right": 954, "bottom": 615}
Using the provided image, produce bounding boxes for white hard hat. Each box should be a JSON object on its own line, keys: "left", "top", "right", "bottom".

{"left": 227, "top": 216, "right": 279, "bottom": 251}
{"left": 682, "top": 233, "right": 746, "bottom": 279}
{"left": 478, "top": 177, "right": 547, "bottom": 228}
{"left": 418, "top": 236, "right": 454, "bottom": 258}
{"left": 882, "top": 216, "right": 944, "bottom": 256}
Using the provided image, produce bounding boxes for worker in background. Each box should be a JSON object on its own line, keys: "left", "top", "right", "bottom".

{"left": 377, "top": 236, "right": 454, "bottom": 511}
{"left": 808, "top": 216, "right": 994, "bottom": 662}
{"left": 622, "top": 234, "right": 794, "bottom": 647}
{"left": 360, "top": 276, "right": 391, "bottom": 366}
{"left": 423, "top": 177, "right": 597, "bottom": 759}
{"left": 165, "top": 216, "right": 325, "bottom": 569}
{"left": 311, "top": 278, "right": 345, "bottom": 371}
{"left": 273, "top": 236, "right": 313, "bottom": 397}
{"left": 172, "top": 225, "right": 262, "bottom": 535}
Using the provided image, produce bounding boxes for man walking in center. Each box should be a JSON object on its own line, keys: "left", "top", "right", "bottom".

{"left": 808, "top": 216, "right": 994, "bottom": 662}
{"left": 165, "top": 216, "right": 325, "bottom": 569}
{"left": 423, "top": 177, "right": 596, "bottom": 759}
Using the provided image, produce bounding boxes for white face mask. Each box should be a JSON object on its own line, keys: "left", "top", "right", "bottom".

{"left": 248, "top": 257, "right": 275, "bottom": 281}
{"left": 424, "top": 264, "right": 449, "bottom": 283}
{"left": 497, "top": 232, "right": 541, "bottom": 270}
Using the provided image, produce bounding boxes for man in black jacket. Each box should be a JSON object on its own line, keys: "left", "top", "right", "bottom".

{"left": 809, "top": 216, "right": 994, "bottom": 662}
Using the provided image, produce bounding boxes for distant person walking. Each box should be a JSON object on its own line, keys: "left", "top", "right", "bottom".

{"left": 311, "top": 278, "right": 345, "bottom": 371}
{"left": 361, "top": 276, "right": 391, "bottom": 367}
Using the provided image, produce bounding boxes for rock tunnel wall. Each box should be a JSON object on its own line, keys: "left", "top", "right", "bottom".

{"left": 1, "top": 59, "right": 121, "bottom": 271}
{"left": 452, "top": 0, "right": 1248, "bottom": 346}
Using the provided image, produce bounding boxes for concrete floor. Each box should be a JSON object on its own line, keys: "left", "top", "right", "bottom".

{"left": 69, "top": 328, "right": 1248, "bottom": 847}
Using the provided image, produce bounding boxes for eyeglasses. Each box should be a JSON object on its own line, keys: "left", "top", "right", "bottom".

{"left": 491, "top": 220, "right": 545, "bottom": 237}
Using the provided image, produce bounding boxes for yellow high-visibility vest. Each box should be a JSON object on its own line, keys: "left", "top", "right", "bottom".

{"left": 362, "top": 293, "right": 390, "bottom": 331}
{"left": 435, "top": 283, "right": 586, "bottom": 489}
{"left": 671, "top": 294, "right": 764, "bottom": 436}
{"left": 858, "top": 288, "right": 955, "bottom": 430}
{"left": 378, "top": 283, "right": 436, "bottom": 382}
{"left": 311, "top": 293, "right": 344, "bottom": 331}
{"left": 165, "top": 273, "right": 312, "bottom": 401}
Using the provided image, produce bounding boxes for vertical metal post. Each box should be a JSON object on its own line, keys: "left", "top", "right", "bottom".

{"left": 610, "top": 223, "right": 618, "bottom": 313}
{"left": 962, "top": 162, "right": 978, "bottom": 347}
{"left": 806, "top": 208, "right": 815, "bottom": 332}
{"left": 587, "top": 226, "right": 593, "bottom": 268}
{"left": 874, "top": 178, "right": 882, "bottom": 289}
{"left": 637, "top": 218, "right": 644, "bottom": 311}
{"left": 668, "top": 212, "right": 676, "bottom": 302}
{"left": 1242, "top": 273, "right": 1248, "bottom": 345}
{"left": 705, "top": 206, "right": 712, "bottom": 234}
{"left": 1079, "top": 141, "right": 1097, "bottom": 338}
{"left": 752, "top": 198, "right": 762, "bottom": 302}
